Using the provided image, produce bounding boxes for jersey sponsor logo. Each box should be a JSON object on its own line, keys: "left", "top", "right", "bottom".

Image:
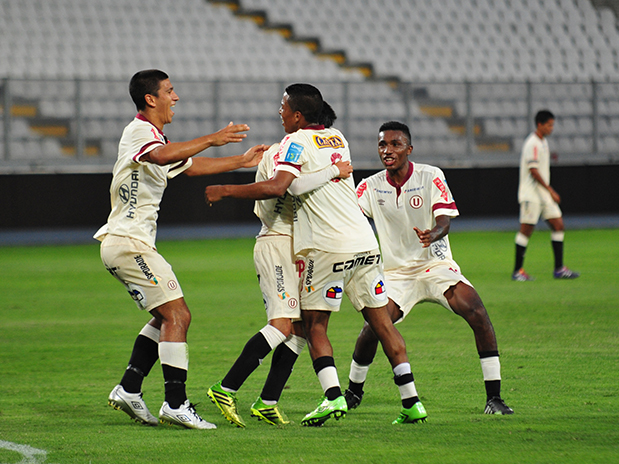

{"left": 134, "top": 255, "right": 158, "bottom": 285}
{"left": 304, "top": 258, "right": 315, "bottom": 287}
{"left": 332, "top": 253, "right": 381, "bottom": 272}
{"left": 330, "top": 152, "right": 343, "bottom": 183}
{"left": 430, "top": 238, "right": 449, "bottom": 261}
{"left": 356, "top": 182, "right": 368, "bottom": 198}
{"left": 283, "top": 142, "right": 304, "bottom": 164}
{"left": 372, "top": 275, "right": 388, "bottom": 302}
{"left": 313, "top": 134, "right": 345, "bottom": 149}
{"left": 410, "top": 195, "right": 423, "bottom": 209}
{"left": 126, "top": 170, "right": 140, "bottom": 218}
{"left": 322, "top": 281, "right": 344, "bottom": 306}
{"left": 433, "top": 177, "right": 449, "bottom": 201}
{"left": 127, "top": 283, "right": 147, "bottom": 309}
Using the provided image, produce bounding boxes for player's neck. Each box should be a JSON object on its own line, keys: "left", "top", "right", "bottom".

{"left": 387, "top": 161, "right": 412, "bottom": 186}
{"left": 535, "top": 129, "right": 545, "bottom": 140}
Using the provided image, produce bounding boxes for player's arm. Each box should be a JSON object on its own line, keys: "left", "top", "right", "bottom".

{"left": 287, "top": 160, "right": 353, "bottom": 195}
{"left": 529, "top": 167, "right": 561, "bottom": 204}
{"left": 142, "top": 122, "right": 251, "bottom": 166}
{"left": 205, "top": 170, "right": 297, "bottom": 204}
{"left": 183, "top": 144, "right": 268, "bottom": 176}
{"left": 413, "top": 215, "right": 451, "bottom": 248}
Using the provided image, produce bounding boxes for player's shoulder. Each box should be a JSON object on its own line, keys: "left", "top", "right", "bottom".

{"left": 413, "top": 162, "right": 445, "bottom": 179}
{"left": 362, "top": 169, "right": 388, "bottom": 186}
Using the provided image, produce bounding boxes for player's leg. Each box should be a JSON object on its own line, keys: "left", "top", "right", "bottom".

{"left": 513, "top": 222, "right": 536, "bottom": 281}
{"left": 301, "top": 309, "right": 347, "bottom": 426}
{"left": 362, "top": 305, "right": 427, "bottom": 424}
{"left": 547, "top": 216, "right": 579, "bottom": 279}
{"left": 108, "top": 318, "right": 161, "bottom": 426}
{"left": 153, "top": 298, "right": 216, "bottom": 429}
{"left": 444, "top": 282, "right": 513, "bottom": 414}
{"left": 346, "top": 299, "right": 403, "bottom": 409}
{"left": 252, "top": 320, "right": 306, "bottom": 426}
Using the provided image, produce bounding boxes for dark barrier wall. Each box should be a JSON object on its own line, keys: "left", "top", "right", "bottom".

{"left": 1, "top": 164, "right": 617, "bottom": 229}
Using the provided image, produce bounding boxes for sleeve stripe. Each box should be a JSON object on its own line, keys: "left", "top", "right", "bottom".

{"left": 432, "top": 202, "right": 457, "bottom": 211}
{"left": 133, "top": 140, "right": 164, "bottom": 162}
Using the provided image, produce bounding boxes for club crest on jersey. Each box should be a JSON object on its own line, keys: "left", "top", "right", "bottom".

{"left": 313, "top": 135, "right": 345, "bottom": 149}
{"left": 410, "top": 195, "right": 423, "bottom": 209}
{"left": 283, "top": 142, "right": 304, "bottom": 163}
{"left": 322, "top": 281, "right": 344, "bottom": 306}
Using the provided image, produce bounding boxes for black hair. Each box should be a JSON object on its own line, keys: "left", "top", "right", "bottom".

{"left": 535, "top": 109, "right": 555, "bottom": 126}
{"left": 317, "top": 101, "right": 337, "bottom": 128}
{"left": 378, "top": 121, "right": 412, "bottom": 145}
{"left": 129, "top": 69, "right": 169, "bottom": 111}
{"left": 284, "top": 83, "right": 323, "bottom": 124}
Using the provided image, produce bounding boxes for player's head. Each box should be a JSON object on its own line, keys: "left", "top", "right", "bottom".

{"left": 280, "top": 83, "right": 323, "bottom": 132}
{"left": 130, "top": 69, "right": 170, "bottom": 111}
{"left": 377, "top": 121, "right": 413, "bottom": 172}
{"left": 535, "top": 109, "right": 555, "bottom": 137}
{"left": 318, "top": 101, "right": 337, "bottom": 128}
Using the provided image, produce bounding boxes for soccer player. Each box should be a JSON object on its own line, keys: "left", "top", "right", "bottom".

{"left": 206, "top": 84, "right": 427, "bottom": 426}
{"left": 96, "top": 69, "right": 267, "bottom": 429}
{"left": 207, "top": 105, "right": 353, "bottom": 428}
{"left": 513, "top": 109, "right": 579, "bottom": 281}
{"left": 345, "top": 121, "right": 513, "bottom": 415}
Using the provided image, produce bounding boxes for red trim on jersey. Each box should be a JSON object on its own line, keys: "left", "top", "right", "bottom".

{"left": 136, "top": 113, "right": 165, "bottom": 136}
{"left": 276, "top": 161, "right": 302, "bottom": 172}
{"left": 169, "top": 159, "right": 189, "bottom": 172}
{"left": 385, "top": 161, "right": 414, "bottom": 197}
{"left": 304, "top": 125, "right": 325, "bottom": 130}
{"left": 432, "top": 202, "right": 458, "bottom": 211}
{"left": 133, "top": 140, "right": 165, "bottom": 162}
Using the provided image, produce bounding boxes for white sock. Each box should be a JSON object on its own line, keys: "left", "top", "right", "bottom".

{"left": 349, "top": 359, "right": 370, "bottom": 384}
{"left": 260, "top": 324, "right": 287, "bottom": 350}
{"left": 551, "top": 231, "right": 564, "bottom": 242}
{"left": 515, "top": 232, "right": 529, "bottom": 247}
{"left": 139, "top": 323, "right": 160, "bottom": 343}
{"left": 283, "top": 334, "right": 306, "bottom": 355}
{"left": 480, "top": 356, "right": 501, "bottom": 381}
{"left": 317, "top": 366, "right": 340, "bottom": 393}
{"left": 393, "top": 363, "right": 418, "bottom": 399}
{"left": 159, "top": 342, "right": 188, "bottom": 370}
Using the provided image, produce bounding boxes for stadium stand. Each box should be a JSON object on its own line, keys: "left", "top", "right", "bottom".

{"left": 0, "top": 0, "right": 618, "bottom": 171}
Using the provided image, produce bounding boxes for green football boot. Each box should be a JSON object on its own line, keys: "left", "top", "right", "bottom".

{"left": 392, "top": 401, "right": 428, "bottom": 424}
{"left": 207, "top": 380, "right": 246, "bottom": 428}
{"left": 250, "top": 397, "right": 290, "bottom": 426}
{"left": 301, "top": 395, "right": 347, "bottom": 427}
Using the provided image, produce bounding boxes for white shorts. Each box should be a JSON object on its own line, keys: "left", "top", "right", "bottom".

{"left": 100, "top": 234, "right": 184, "bottom": 311}
{"left": 297, "top": 248, "right": 388, "bottom": 312}
{"left": 519, "top": 200, "right": 562, "bottom": 225}
{"left": 254, "top": 235, "right": 301, "bottom": 321}
{"left": 385, "top": 259, "right": 473, "bottom": 321}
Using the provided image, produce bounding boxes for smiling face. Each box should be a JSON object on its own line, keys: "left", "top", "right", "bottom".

{"left": 378, "top": 129, "right": 413, "bottom": 173}
{"left": 279, "top": 92, "right": 301, "bottom": 134}
{"left": 146, "top": 78, "right": 179, "bottom": 129}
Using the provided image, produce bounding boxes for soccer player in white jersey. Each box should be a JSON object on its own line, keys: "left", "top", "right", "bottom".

{"left": 513, "top": 109, "right": 579, "bottom": 281}
{"left": 206, "top": 84, "right": 427, "bottom": 426}
{"left": 207, "top": 106, "right": 353, "bottom": 428}
{"left": 95, "top": 69, "right": 267, "bottom": 429}
{"left": 345, "top": 121, "right": 513, "bottom": 415}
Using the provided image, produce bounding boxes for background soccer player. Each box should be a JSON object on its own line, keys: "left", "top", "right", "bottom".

{"left": 513, "top": 109, "right": 580, "bottom": 281}
{"left": 345, "top": 121, "right": 513, "bottom": 415}
{"left": 97, "top": 69, "right": 267, "bottom": 429}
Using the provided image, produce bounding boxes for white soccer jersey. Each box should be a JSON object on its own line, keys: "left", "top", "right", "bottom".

{"left": 254, "top": 144, "right": 294, "bottom": 237}
{"left": 356, "top": 162, "right": 459, "bottom": 272}
{"left": 518, "top": 131, "right": 552, "bottom": 204}
{"left": 94, "top": 114, "right": 192, "bottom": 248}
{"left": 275, "top": 126, "right": 378, "bottom": 255}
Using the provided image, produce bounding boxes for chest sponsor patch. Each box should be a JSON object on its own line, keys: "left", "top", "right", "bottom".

{"left": 313, "top": 134, "right": 345, "bottom": 149}
{"left": 283, "top": 142, "right": 304, "bottom": 164}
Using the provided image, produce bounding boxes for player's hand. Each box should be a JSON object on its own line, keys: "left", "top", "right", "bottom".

{"left": 209, "top": 122, "right": 250, "bottom": 146}
{"left": 240, "top": 144, "right": 269, "bottom": 168}
{"left": 548, "top": 186, "right": 561, "bottom": 204}
{"left": 205, "top": 185, "right": 225, "bottom": 205}
{"left": 335, "top": 160, "right": 353, "bottom": 179}
{"left": 413, "top": 227, "right": 433, "bottom": 248}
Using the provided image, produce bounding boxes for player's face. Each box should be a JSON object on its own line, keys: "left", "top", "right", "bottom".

{"left": 279, "top": 93, "right": 301, "bottom": 133}
{"left": 152, "top": 79, "right": 179, "bottom": 126}
{"left": 378, "top": 130, "right": 413, "bottom": 171}
{"left": 538, "top": 118, "right": 554, "bottom": 137}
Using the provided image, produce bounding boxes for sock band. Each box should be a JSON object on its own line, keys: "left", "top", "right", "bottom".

{"left": 139, "top": 323, "right": 161, "bottom": 343}
{"left": 159, "top": 342, "right": 189, "bottom": 370}
{"left": 515, "top": 232, "right": 529, "bottom": 247}
{"left": 349, "top": 359, "right": 371, "bottom": 384}
{"left": 260, "top": 324, "right": 287, "bottom": 350}
{"left": 480, "top": 356, "right": 501, "bottom": 381}
{"left": 551, "top": 231, "right": 565, "bottom": 242}
{"left": 283, "top": 334, "right": 306, "bottom": 355}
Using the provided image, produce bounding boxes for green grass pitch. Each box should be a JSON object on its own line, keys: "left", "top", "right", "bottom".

{"left": 0, "top": 229, "right": 617, "bottom": 463}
